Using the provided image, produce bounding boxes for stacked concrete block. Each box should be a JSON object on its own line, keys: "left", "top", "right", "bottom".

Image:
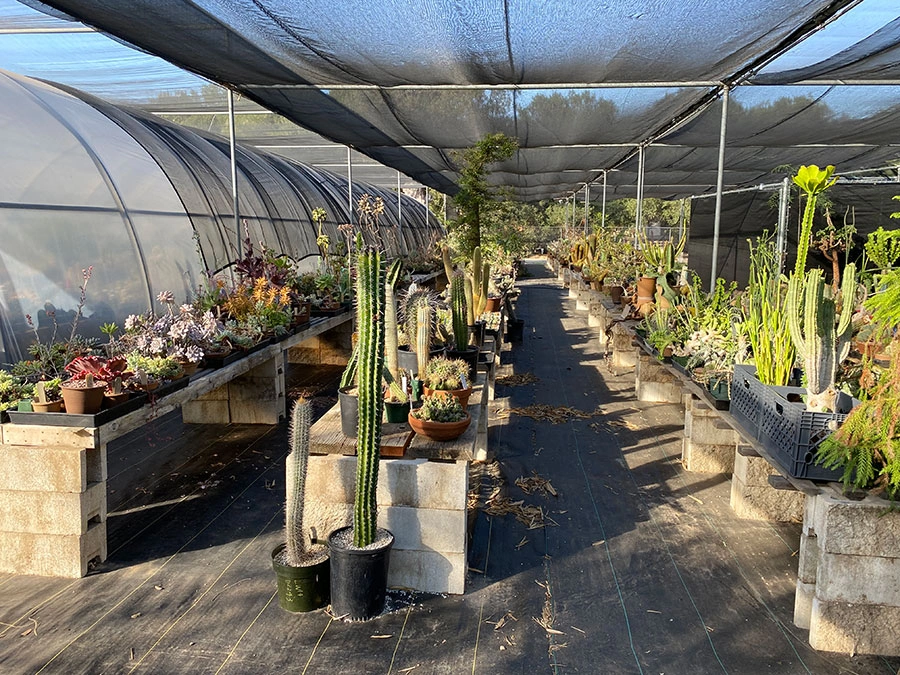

{"left": 287, "top": 320, "right": 353, "bottom": 365}
{"left": 681, "top": 394, "right": 737, "bottom": 474}
{"left": 305, "top": 455, "right": 468, "bottom": 594}
{"left": 610, "top": 323, "right": 638, "bottom": 370}
{"left": 634, "top": 353, "right": 683, "bottom": 403}
{"left": 0, "top": 425, "right": 107, "bottom": 577}
{"left": 796, "top": 488, "right": 900, "bottom": 655}
{"left": 729, "top": 447, "right": 804, "bottom": 521}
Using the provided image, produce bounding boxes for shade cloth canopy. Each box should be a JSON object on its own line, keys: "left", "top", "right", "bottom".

{"left": 8, "top": 0, "right": 898, "bottom": 201}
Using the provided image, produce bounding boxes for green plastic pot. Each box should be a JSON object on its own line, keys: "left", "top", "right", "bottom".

{"left": 271, "top": 543, "right": 330, "bottom": 613}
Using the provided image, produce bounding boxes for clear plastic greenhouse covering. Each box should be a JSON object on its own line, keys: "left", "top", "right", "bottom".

{"left": 0, "top": 69, "right": 441, "bottom": 364}
{"left": 16, "top": 0, "right": 900, "bottom": 202}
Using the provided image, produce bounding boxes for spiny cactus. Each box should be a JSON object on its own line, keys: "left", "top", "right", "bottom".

{"left": 384, "top": 259, "right": 402, "bottom": 380}
{"left": 470, "top": 246, "right": 490, "bottom": 318}
{"left": 450, "top": 270, "right": 468, "bottom": 351}
{"left": 464, "top": 275, "right": 475, "bottom": 326}
{"left": 416, "top": 304, "right": 431, "bottom": 377}
{"left": 787, "top": 263, "right": 856, "bottom": 412}
{"left": 353, "top": 246, "right": 386, "bottom": 548}
{"left": 285, "top": 398, "right": 312, "bottom": 566}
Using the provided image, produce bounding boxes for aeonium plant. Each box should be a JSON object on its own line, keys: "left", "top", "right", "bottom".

{"left": 122, "top": 291, "right": 219, "bottom": 363}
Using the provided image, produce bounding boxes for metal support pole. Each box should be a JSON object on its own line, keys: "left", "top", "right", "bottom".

{"left": 601, "top": 171, "right": 607, "bottom": 228}
{"left": 710, "top": 86, "right": 729, "bottom": 291}
{"left": 776, "top": 175, "right": 790, "bottom": 275}
{"left": 584, "top": 183, "right": 590, "bottom": 235}
{"left": 572, "top": 193, "right": 576, "bottom": 231}
{"left": 227, "top": 89, "right": 240, "bottom": 251}
{"left": 635, "top": 146, "right": 645, "bottom": 245}
{"left": 397, "top": 171, "right": 402, "bottom": 226}
{"left": 347, "top": 147, "right": 354, "bottom": 223}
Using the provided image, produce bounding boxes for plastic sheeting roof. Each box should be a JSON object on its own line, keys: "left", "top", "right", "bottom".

{"left": 12, "top": 0, "right": 900, "bottom": 201}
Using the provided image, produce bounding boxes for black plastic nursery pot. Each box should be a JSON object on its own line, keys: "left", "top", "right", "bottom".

{"left": 445, "top": 345, "right": 479, "bottom": 381}
{"left": 328, "top": 526, "right": 394, "bottom": 621}
{"left": 506, "top": 318, "right": 525, "bottom": 343}
{"left": 384, "top": 399, "right": 411, "bottom": 423}
{"left": 338, "top": 387, "right": 358, "bottom": 438}
{"left": 271, "top": 544, "right": 330, "bottom": 613}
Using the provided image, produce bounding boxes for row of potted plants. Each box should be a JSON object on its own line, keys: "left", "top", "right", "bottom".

{"left": 556, "top": 165, "right": 900, "bottom": 498}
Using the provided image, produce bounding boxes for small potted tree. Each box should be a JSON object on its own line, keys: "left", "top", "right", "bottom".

{"left": 272, "top": 399, "right": 330, "bottom": 612}
{"left": 328, "top": 245, "right": 394, "bottom": 621}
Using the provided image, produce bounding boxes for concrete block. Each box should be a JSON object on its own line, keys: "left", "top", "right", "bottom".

{"left": 730, "top": 474, "right": 804, "bottom": 522}
{"left": 389, "top": 549, "right": 466, "bottom": 595}
{"left": 0, "top": 481, "right": 105, "bottom": 535}
{"left": 733, "top": 452, "right": 776, "bottom": 488}
{"left": 181, "top": 400, "right": 231, "bottom": 424}
{"left": 0, "top": 445, "right": 97, "bottom": 492}
{"left": 612, "top": 348, "right": 638, "bottom": 370}
{"left": 686, "top": 412, "right": 739, "bottom": 447}
{"left": 0, "top": 520, "right": 106, "bottom": 577}
{"left": 568, "top": 285, "right": 578, "bottom": 299}
{"left": 382, "top": 505, "right": 466, "bottom": 553}
{"left": 2, "top": 424, "right": 98, "bottom": 449}
{"left": 809, "top": 596, "right": 900, "bottom": 656}
{"left": 817, "top": 551, "right": 900, "bottom": 606}
{"left": 635, "top": 355, "right": 682, "bottom": 403}
{"left": 798, "top": 532, "right": 818, "bottom": 584}
{"left": 682, "top": 438, "right": 735, "bottom": 474}
{"left": 794, "top": 579, "right": 815, "bottom": 629}
{"left": 818, "top": 493, "right": 900, "bottom": 558}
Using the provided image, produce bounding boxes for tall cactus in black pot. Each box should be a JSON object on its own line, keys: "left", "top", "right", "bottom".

{"left": 328, "top": 245, "right": 394, "bottom": 620}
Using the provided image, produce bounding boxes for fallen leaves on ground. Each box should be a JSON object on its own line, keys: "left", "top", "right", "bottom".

{"left": 495, "top": 404, "right": 602, "bottom": 424}
{"left": 515, "top": 471, "right": 558, "bottom": 497}
{"left": 496, "top": 372, "right": 540, "bottom": 387}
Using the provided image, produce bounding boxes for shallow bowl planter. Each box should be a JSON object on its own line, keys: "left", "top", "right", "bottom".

{"left": 422, "top": 386, "right": 473, "bottom": 411}
{"left": 60, "top": 380, "right": 107, "bottom": 415}
{"left": 408, "top": 410, "right": 471, "bottom": 441}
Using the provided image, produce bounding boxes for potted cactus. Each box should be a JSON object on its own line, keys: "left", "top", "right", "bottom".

{"left": 397, "top": 287, "right": 441, "bottom": 376}
{"left": 444, "top": 270, "right": 479, "bottom": 380}
{"left": 408, "top": 394, "right": 471, "bottom": 442}
{"left": 272, "top": 399, "right": 330, "bottom": 612}
{"left": 328, "top": 245, "right": 394, "bottom": 621}
{"left": 422, "top": 356, "right": 473, "bottom": 410}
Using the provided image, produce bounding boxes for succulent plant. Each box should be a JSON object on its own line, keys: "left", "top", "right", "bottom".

{"left": 412, "top": 394, "right": 467, "bottom": 423}
{"left": 423, "top": 356, "right": 470, "bottom": 391}
{"left": 285, "top": 399, "right": 313, "bottom": 566}
{"left": 450, "top": 270, "right": 468, "bottom": 351}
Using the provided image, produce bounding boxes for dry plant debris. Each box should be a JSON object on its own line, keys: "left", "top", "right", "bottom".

{"left": 496, "top": 372, "right": 540, "bottom": 387}
{"left": 495, "top": 404, "right": 602, "bottom": 424}
{"left": 515, "top": 471, "right": 558, "bottom": 497}
{"left": 484, "top": 496, "right": 557, "bottom": 530}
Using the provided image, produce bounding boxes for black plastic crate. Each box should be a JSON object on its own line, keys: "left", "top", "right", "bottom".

{"left": 757, "top": 386, "right": 853, "bottom": 481}
{"left": 729, "top": 365, "right": 763, "bottom": 440}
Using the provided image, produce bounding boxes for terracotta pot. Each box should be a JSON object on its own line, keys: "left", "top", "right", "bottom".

{"left": 609, "top": 286, "right": 625, "bottom": 304}
{"left": 31, "top": 399, "right": 63, "bottom": 413}
{"left": 485, "top": 297, "right": 502, "bottom": 312}
{"left": 636, "top": 276, "right": 657, "bottom": 307}
{"left": 177, "top": 360, "right": 199, "bottom": 377}
{"left": 60, "top": 381, "right": 107, "bottom": 415}
{"left": 407, "top": 411, "right": 471, "bottom": 441}
{"left": 422, "top": 386, "right": 473, "bottom": 410}
{"left": 103, "top": 391, "right": 131, "bottom": 409}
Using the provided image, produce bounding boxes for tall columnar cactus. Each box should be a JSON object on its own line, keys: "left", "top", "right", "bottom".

{"left": 787, "top": 263, "right": 856, "bottom": 412}
{"left": 793, "top": 164, "right": 837, "bottom": 277}
{"left": 384, "top": 259, "right": 402, "bottom": 380}
{"left": 416, "top": 304, "right": 432, "bottom": 377}
{"left": 470, "top": 246, "right": 490, "bottom": 317}
{"left": 450, "top": 271, "right": 469, "bottom": 351}
{"left": 354, "top": 247, "right": 386, "bottom": 548}
{"left": 464, "top": 276, "right": 476, "bottom": 326}
{"left": 285, "top": 398, "right": 312, "bottom": 566}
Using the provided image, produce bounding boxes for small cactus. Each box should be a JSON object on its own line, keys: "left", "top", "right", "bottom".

{"left": 285, "top": 398, "right": 312, "bottom": 566}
